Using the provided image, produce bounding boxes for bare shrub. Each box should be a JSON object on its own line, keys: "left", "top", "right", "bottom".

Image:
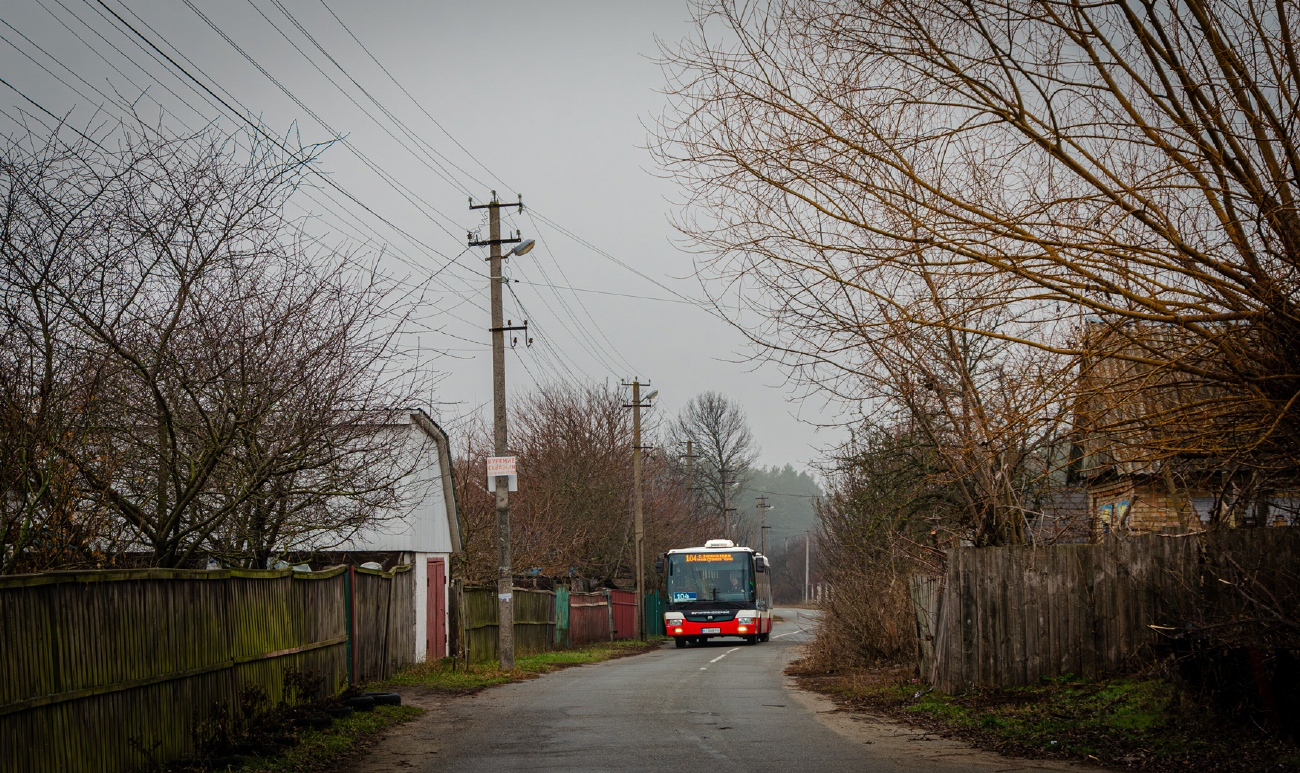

{"left": 808, "top": 427, "right": 953, "bottom": 668}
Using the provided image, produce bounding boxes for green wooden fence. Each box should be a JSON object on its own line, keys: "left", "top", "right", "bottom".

{"left": 459, "top": 587, "right": 557, "bottom": 662}
{"left": 555, "top": 586, "right": 570, "bottom": 648}
{"left": 645, "top": 590, "right": 666, "bottom": 637}
{"left": 0, "top": 564, "right": 413, "bottom": 773}
{"left": 457, "top": 586, "right": 666, "bottom": 661}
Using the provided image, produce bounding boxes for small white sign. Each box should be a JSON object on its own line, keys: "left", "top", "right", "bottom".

{"left": 486, "top": 456, "right": 517, "bottom": 476}
{"left": 486, "top": 456, "right": 519, "bottom": 492}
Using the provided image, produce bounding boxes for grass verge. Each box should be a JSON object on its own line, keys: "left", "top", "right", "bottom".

{"left": 790, "top": 664, "right": 1300, "bottom": 773}
{"left": 174, "top": 704, "right": 424, "bottom": 773}
{"left": 380, "top": 638, "right": 663, "bottom": 693}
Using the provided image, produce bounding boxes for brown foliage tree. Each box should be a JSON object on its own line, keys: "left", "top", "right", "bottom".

{"left": 656, "top": 0, "right": 1300, "bottom": 476}
{"left": 453, "top": 382, "right": 710, "bottom": 589}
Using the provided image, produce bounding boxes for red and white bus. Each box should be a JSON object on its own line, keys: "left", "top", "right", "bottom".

{"left": 656, "top": 539, "right": 773, "bottom": 647}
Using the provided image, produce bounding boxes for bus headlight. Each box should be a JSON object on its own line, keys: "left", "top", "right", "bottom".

{"left": 737, "top": 616, "right": 755, "bottom": 625}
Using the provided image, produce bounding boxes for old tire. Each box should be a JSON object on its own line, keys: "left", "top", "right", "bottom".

{"left": 296, "top": 715, "right": 332, "bottom": 730}
{"left": 365, "top": 692, "right": 402, "bottom": 706}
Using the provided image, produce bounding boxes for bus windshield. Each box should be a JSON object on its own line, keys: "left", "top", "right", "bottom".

{"left": 666, "top": 552, "right": 753, "bottom": 604}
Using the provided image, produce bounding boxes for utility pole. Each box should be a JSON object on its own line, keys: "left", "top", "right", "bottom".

{"left": 684, "top": 440, "right": 698, "bottom": 500}
{"left": 756, "top": 496, "right": 771, "bottom": 555}
{"left": 803, "top": 532, "right": 811, "bottom": 604}
{"left": 469, "top": 191, "right": 531, "bottom": 670}
{"left": 723, "top": 491, "right": 736, "bottom": 542}
{"left": 683, "top": 440, "right": 701, "bottom": 526}
{"left": 623, "top": 379, "right": 656, "bottom": 641}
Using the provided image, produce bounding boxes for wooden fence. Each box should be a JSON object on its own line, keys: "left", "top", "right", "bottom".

{"left": 609, "top": 589, "right": 636, "bottom": 640}
{"left": 917, "top": 530, "right": 1300, "bottom": 693}
{"left": 554, "top": 586, "right": 571, "bottom": 648}
{"left": 351, "top": 565, "right": 415, "bottom": 683}
{"left": 0, "top": 564, "right": 414, "bottom": 773}
{"left": 568, "top": 592, "right": 612, "bottom": 646}
{"left": 458, "top": 587, "right": 558, "bottom": 662}
{"left": 455, "top": 586, "right": 671, "bottom": 658}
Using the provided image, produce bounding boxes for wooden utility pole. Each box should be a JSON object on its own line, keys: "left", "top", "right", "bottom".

{"left": 723, "top": 491, "right": 736, "bottom": 542}
{"left": 624, "top": 379, "right": 654, "bottom": 640}
{"left": 685, "top": 440, "right": 696, "bottom": 498}
{"left": 756, "top": 496, "right": 771, "bottom": 555}
{"left": 469, "top": 191, "right": 529, "bottom": 670}
{"left": 624, "top": 379, "right": 655, "bottom": 641}
{"left": 803, "top": 532, "right": 810, "bottom": 604}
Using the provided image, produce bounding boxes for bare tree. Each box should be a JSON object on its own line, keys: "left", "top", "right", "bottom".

{"left": 668, "top": 392, "right": 760, "bottom": 543}
{"left": 0, "top": 121, "right": 425, "bottom": 569}
{"left": 656, "top": 0, "right": 1300, "bottom": 475}
{"left": 199, "top": 250, "right": 423, "bottom": 568}
{"left": 1, "top": 129, "right": 123, "bottom": 572}
{"left": 454, "top": 384, "right": 634, "bottom": 585}
{"left": 453, "top": 382, "right": 710, "bottom": 589}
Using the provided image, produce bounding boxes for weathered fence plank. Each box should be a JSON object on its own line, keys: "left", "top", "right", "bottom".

{"left": 918, "top": 531, "right": 1298, "bottom": 692}
{"left": 352, "top": 566, "right": 415, "bottom": 682}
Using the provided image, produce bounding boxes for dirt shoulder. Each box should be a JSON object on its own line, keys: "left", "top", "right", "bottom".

{"left": 784, "top": 673, "right": 1101, "bottom": 772}
{"left": 787, "top": 663, "right": 1300, "bottom": 773}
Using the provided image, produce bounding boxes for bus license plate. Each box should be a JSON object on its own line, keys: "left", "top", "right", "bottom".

{"left": 702, "top": 627, "right": 721, "bottom": 634}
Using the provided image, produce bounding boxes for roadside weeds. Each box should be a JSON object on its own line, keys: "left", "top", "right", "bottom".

{"left": 167, "top": 640, "right": 660, "bottom": 772}
{"left": 378, "top": 638, "right": 663, "bottom": 694}
{"left": 236, "top": 705, "right": 423, "bottom": 773}
{"left": 788, "top": 662, "right": 1300, "bottom": 773}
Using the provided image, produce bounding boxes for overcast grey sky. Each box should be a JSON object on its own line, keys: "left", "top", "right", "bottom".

{"left": 0, "top": 0, "right": 844, "bottom": 469}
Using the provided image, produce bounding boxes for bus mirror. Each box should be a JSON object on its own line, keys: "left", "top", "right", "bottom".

{"left": 756, "top": 556, "right": 768, "bottom": 572}
{"left": 654, "top": 555, "right": 665, "bottom": 573}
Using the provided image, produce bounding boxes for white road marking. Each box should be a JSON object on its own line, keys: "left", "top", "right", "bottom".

{"left": 709, "top": 647, "right": 741, "bottom": 663}
{"left": 771, "top": 628, "right": 807, "bottom": 639}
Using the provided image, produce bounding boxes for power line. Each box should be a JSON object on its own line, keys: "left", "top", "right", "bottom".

{"left": 7, "top": 0, "right": 697, "bottom": 394}
{"left": 528, "top": 208, "right": 707, "bottom": 310}
{"left": 0, "top": 13, "right": 488, "bottom": 351}
{"left": 88, "top": 0, "right": 485, "bottom": 290}
{"left": 245, "top": 0, "right": 476, "bottom": 198}
{"left": 316, "top": 0, "right": 507, "bottom": 192}
{"left": 176, "top": 0, "right": 465, "bottom": 242}
{"left": 508, "top": 278, "right": 696, "bottom": 305}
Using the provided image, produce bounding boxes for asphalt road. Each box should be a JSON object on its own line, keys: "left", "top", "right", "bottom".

{"left": 365, "top": 608, "right": 1084, "bottom": 773}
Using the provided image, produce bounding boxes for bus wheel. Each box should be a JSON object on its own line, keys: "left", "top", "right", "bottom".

{"left": 759, "top": 632, "right": 770, "bottom": 642}
{"left": 674, "top": 638, "right": 686, "bottom": 648}
{"left": 745, "top": 634, "right": 758, "bottom": 645}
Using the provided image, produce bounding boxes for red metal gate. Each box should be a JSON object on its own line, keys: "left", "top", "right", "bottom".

{"left": 427, "top": 558, "right": 447, "bottom": 659}
{"left": 609, "top": 589, "right": 636, "bottom": 640}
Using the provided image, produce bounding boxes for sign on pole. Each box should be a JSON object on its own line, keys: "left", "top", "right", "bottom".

{"left": 486, "top": 456, "right": 518, "bottom": 492}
